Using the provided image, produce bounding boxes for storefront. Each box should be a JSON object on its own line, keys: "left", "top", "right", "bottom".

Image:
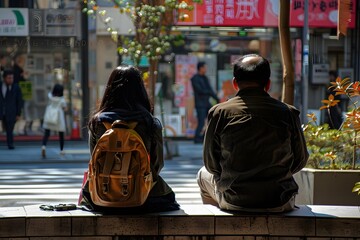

{"left": 91, "top": 0, "right": 358, "bottom": 139}
{"left": 154, "top": 0, "right": 357, "bottom": 138}
{"left": 0, "top": 8, "right": 83, "bottom": 140}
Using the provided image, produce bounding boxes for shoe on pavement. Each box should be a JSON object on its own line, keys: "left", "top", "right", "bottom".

{"left": 41, "top": 146, "right": 46, "bottom": 158}
{"left": 60, "top": 150, "right": 65, "bottom": 156}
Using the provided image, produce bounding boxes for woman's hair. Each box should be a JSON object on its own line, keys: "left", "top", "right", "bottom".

{"left": 52, "top": 84, "right": 64, "bottom": 97}
{"left": 88, "top": 65, "right": 152, "bottom": 128}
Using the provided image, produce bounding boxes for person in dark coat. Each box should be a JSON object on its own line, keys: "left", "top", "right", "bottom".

{"left": 324, "top": 71, "right": 343, "bottom": 129}
{"left": 0, "top": 70, "right": 23, "bottom": 149}
{"left": 197, "top": 54, "right": 308, "bottom": 212}
{"left": 0, "top": 55, "right": 6, "bottom": 80}
{"left": 190, "top": 61, "right": 219, "bottom": 144}
{"left": 13, "top": 54, "right": 26, "bottom": 84}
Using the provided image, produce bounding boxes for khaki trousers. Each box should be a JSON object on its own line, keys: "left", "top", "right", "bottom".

{"left": 196, "top": 166, "right": 296, "bottom": 212}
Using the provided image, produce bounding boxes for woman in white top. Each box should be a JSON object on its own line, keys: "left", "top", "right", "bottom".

{"left": 41, "top": 83, "right": 67, "bottom": 157}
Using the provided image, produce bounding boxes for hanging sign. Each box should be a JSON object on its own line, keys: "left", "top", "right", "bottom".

{"left": 177, "top": 0, "right": 356, "bottom": 28}
{"left": 0, "top": 8, "right": 29, "bottom": 36}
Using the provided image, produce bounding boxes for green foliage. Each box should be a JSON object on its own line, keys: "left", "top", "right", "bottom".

{"left": 83, "top": 0, "right": 197, "bottom": 65}
{"left": 303, "top": 76, "right": 360, "bottom": 171}
{"left": 303, "top": 120, "right": 355, "bottom": 169}
{"left": 353, "top": 181, "right": 360, "bottom": 195}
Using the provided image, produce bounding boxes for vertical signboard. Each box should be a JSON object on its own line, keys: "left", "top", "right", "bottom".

{"left": 218, "top": 70, "right": 236, "bottom": 102}
{"left": 175, "top": 55, "right": 198, "bottom": 136}
{"left": 0, "top": 8, "right": 29, "bottom": 36}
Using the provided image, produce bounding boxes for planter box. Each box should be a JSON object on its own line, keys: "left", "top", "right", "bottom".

{"left": 294, "top": 168, "right": 360, "bottom": 206}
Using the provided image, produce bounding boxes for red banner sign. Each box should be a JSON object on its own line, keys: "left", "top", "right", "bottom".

{"left": 177, "top": 0, "right": 356, "bottom": 28}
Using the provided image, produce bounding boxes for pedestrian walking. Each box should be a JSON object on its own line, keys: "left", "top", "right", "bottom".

{"left": 0, "top": 55, "right": 6, "bottom": 81}
{"left": 0, "top": 69, "right": 23, "bottom": 149}
{"left": 190, "top": 61, "right": 219, "bottom": 144}
{"left": 41, "top": 83, "right": 67, "bottom": 157}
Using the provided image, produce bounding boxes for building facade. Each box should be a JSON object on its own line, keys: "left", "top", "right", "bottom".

{"left": 0, "top": 0, "right": 84, "bottom": 140}
{"left": 93, "top": 0, "right": 359, "bottom": 138}
{"left": 1, "top": 0, "right": 359, "bottom": 141}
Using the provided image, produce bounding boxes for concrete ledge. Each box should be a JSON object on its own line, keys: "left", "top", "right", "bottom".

{"left": 1, "top": 204, "right": 360, "bottom": 239}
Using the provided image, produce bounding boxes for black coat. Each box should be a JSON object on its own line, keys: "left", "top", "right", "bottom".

{"left": 191, "top": 73, "right": 218, "bottom": 108}
{"left": 0, "top": 82, "right": 23, "bottom": 122}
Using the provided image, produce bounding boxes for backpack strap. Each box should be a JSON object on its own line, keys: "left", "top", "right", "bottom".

{"left": 101, "top": 151, "right": 132, "bottom": 196}
{"left": 102, "top": 152, "right": 115, "bottom": 194}
{"left": 119, "top": 152, "right": 131, "bottom": 196}
{"left": 100, "top": 120, "right": 137, "bottom": 195}
{"left": 102, "top": 122, "right": 112, "bottom": 130}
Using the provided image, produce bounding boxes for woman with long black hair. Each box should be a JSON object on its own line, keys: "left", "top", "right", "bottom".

{"left": 85, "top": 65, "right": 179, "bottom": 212}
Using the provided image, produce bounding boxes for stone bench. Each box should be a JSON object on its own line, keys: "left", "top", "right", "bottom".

{"left": 1, "top": 204, "right": 360, "bottom": 239}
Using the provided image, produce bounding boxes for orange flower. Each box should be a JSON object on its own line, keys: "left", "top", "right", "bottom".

{"left": 346, "top": 109, "right": 359, "bottom": 119}
{"left": 307, "top": 113, "right": 317, "bottom": 122}
{"left": 351, "top": 82, "right": 360, "bottom": 96}
{"left": 329, "top": 77, "right": 351, "bottom": 96}
{"left": 320, "top": 94, "right": 340, "bottom": 110}
{"left": 324, "top": 152, "right": 337, "bottom": 161}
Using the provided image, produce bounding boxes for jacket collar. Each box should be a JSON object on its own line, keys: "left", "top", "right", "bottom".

{"left": 236, "top": 87, "right": 269, "bottom": 97}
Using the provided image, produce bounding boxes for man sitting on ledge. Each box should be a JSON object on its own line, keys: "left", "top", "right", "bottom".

{"left": 197, "top": 54, "right": 309, "bottom": 212}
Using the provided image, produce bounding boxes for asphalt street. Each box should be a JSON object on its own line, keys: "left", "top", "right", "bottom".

{"left": 0, "top": 139, "right": 204, "bottom": 207}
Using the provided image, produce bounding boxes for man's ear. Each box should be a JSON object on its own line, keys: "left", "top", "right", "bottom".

{"left": 265, "top": 79, "right": 271, "bottom": 92}
{"left": 232, "top": 77, "right": 239, "bottom": 91}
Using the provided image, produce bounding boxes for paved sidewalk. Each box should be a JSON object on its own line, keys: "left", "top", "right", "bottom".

{"left": 0, "top": 139, "right": 203, "bottom": 163}
{"left": 0, "top": 140, "right": 90, "bottom": 163}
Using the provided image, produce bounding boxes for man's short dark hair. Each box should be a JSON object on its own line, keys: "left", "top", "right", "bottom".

{"left": 197, "top": 61, "right": 206, "bottom": 71}
{"left": 232, "top": 54, "right": 271, "bottom": 88}
{"left": 3, "top": 69, "right": 14, "bottom": 78}
{"left": 3, "top": 69, "right": 13, "bottom": 78}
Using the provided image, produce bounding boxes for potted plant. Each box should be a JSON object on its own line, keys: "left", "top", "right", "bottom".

{"left": 294, "top": 76, "right": 360, "bottom": 206}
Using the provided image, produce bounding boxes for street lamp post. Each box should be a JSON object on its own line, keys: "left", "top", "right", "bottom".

{"left": 301, "top": 0, "right": 309, "bottom": 123}
{"left": 81, "top": 1, "right": 89, "bottom": 140}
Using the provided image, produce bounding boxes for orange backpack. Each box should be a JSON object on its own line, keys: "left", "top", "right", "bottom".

{"left": 88, "top": 120, "right": 153, "bottom": 207}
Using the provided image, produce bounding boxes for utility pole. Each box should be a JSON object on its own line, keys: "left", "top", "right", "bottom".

{"left": 81, "top": 1, "right": 89, "bottom": 140}
{"left": 301, "top": 0, "right": 309, "bottom": 123}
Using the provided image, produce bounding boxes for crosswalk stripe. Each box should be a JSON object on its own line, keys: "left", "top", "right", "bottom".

{"left": 0, "top": 166, "right": 203, "bottom": 206}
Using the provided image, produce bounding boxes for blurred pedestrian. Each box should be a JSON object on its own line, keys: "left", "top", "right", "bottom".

{"left": 190, "top": 61, "right": 219, "bottom": 144}
{"left": 13, "top": 54, "right": 30, "bottom": 135}
{"left": 325, "top": 70, "right": 343, "bottom": 129}
{"left": 0, "top": 70, "right": 23, "bottom": 149}
{"left": 0, "top": 55, "right": 6, "bottom": 81}
{"left": 41, "top": 83, "right": 67, "bottom": 157}
{"left": 13, "top": 54, "right": 26, "bottom": 84}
